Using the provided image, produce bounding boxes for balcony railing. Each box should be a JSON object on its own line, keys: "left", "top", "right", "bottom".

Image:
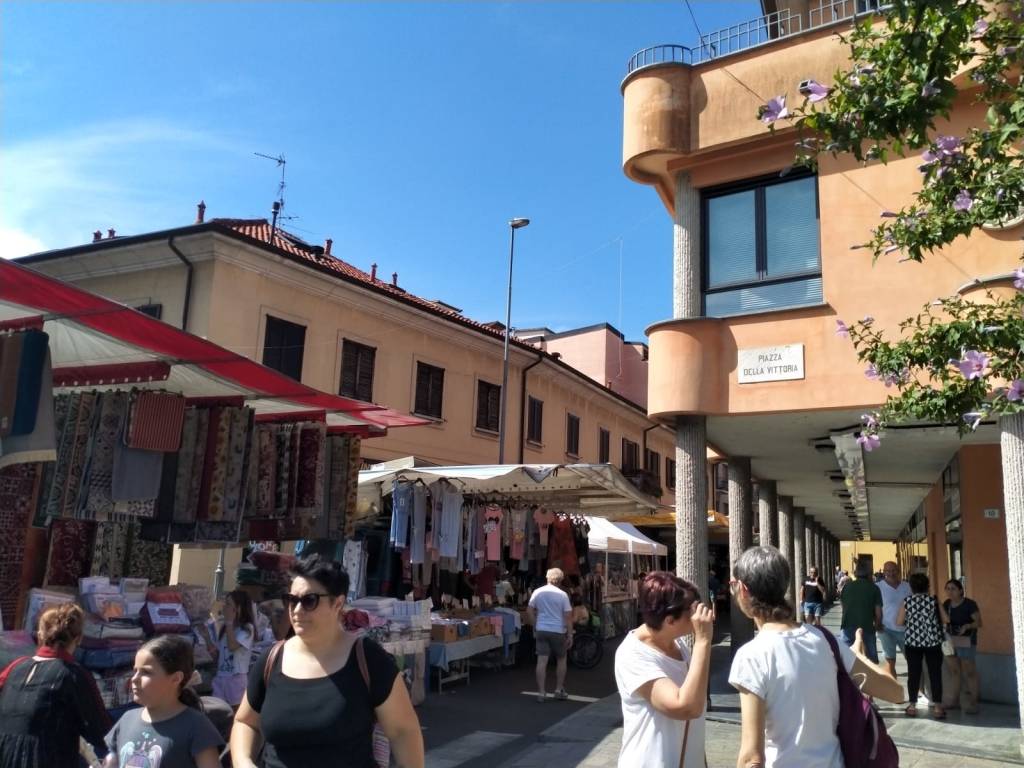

{"left": 625, "top": 0, "right": 886, "bottom": 76}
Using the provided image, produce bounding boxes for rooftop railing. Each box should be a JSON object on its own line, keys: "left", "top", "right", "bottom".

{"left": 625, "top": 0, "right": 886, "bottom": 76}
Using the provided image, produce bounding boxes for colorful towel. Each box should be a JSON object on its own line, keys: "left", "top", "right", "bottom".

{"left": 9, "top": 330, "right": 49, "bottom": 437}
{"left": 45, "top": 518, "right": 97, "bottom": 587}
{"left": 327, "top": 435, "right": 350, "bottom": 540}
{"left": 172, "top": 408, "right": 198, "bottom": 522}
{"left": 0, "top": 463, "right": 40, "bottom": 629}
{"left": 0, "top": 333, "right": 25, "bottom": 437}
{"left": 198, "top": 407, "right": 230, "bottom": 521}
{"left": 184, "top": 408, "right": 209, "bottom": 523}
{"left": 77, "top": 391, "right": 129, "bottom": 519}
{"left": 221, "top": 407, "right": 250, "bottom": 520}
{"left": 255, "top": 426, "right": 277, "bottom": 516}
{"left": 296, "top": 423, "right": 325, "bottom": 512}
{"left": 61, "top": 392, "right": 96, "bottom": 518}
{"left": 126, "top": 391, "right": 186, "bottom": 452}
{"left": 274, "top": 425, "right": 292, "bottom": 514}
{"left": 0, "top": 349, "right": 57, "bottom": 470}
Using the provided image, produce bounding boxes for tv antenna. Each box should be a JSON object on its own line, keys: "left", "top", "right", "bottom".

{"left": 254, "top": 152, "right": 296, "bottom": 242}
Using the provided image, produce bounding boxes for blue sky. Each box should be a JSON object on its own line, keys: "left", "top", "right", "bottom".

{"left": 1, "top": 1, "right": 759, "bottom": 341}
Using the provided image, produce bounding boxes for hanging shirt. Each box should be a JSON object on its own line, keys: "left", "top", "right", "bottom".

{"left": 390, "top": 481, "right": 413, "bottom": 549}
{"left": 534, "top": 507, "right": 555, "bottom": 546}
{"left": 410, "top": 485, "right": 428, "bottom": 565}
{"left": 484, "top": 505, "right": 503, "bottom": 561}
{"left": 439, "top": 490, "right": 463, "bottom": 558}
{"left": 510, "top": 507, "right": 528, "bottom": 561}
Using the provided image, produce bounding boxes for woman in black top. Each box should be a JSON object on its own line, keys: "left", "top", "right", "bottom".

{"left": 940, "top": 578, "right": 982, "bottom": 713}
{"left": 230, "top": 554, "right": 425, "bottom": 768}
{"left": 0, "top": 603, "right": 112, "bottom": 767}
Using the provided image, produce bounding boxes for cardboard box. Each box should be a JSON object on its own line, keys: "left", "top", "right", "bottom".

{"left": 430, "top": 623, "right": 459, "bottom": 644}
{"left": 469, "top": 617, "right": 493, "bottom": 639}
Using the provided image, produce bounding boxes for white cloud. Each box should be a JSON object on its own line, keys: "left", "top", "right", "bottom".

{"left": 0, "top": 118, "right": 245, "bottom": 257}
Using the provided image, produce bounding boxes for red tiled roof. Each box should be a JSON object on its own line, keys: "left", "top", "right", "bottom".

{"left": 211, "top": 218, "right": 507, "bottom": 340}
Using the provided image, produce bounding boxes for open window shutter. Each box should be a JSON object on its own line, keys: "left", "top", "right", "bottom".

{"left": 340, "top": 343, "right": 358, "bottom": 397}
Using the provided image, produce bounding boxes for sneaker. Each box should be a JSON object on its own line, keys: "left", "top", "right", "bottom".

{"left": 536, "top": 694, "right": 546, "bottom": 703}
{"left": 553, "top": 689, "right": 569, "bottom": 700}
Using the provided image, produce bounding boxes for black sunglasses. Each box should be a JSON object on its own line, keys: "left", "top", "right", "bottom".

{"left": 283, "top": 592, "right": 332, "bottom": 611}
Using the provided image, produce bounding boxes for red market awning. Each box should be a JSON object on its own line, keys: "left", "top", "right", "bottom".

{"left": 0, "top": 259, "right": 427, "bottom": 435}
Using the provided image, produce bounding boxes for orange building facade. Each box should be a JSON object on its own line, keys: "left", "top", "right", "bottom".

{"left": 622, "top": 1, "right": 1021, "bottom": 704}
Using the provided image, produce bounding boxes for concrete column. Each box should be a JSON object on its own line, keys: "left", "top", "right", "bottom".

{"left": 758, "top": 481, "right": 778, "bottom": 548}
{"left": 815, "top": 523, "right": 825, "bottom": 585}
{"left": 804, "top": 515, "right": 815, "bottom": 577}
{"left": 999, "top": 412, "right": 1024, "bottom": 754}
{"left": 675, "top": 416, "right": 708, "bottom": 604}
{"left": 728, "top": 458, "right": 755, "bottom": 649}
{"left": 671, "top": 171, "right": 709, "bottom": 629}
{"left": 777, "top": 495, "right": 795, "bottom": 606}
{"left": 793, "top": 507, "right": 806, "bottom": 621}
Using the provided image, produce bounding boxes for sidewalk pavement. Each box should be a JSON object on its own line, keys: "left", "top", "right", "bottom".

{"left": 495, "top": 604, "right": 1023, "bottom": 768}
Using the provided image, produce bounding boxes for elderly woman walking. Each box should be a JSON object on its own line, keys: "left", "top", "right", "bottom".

{"left": 729, "top": 546, "right": 903, "bottom": 768}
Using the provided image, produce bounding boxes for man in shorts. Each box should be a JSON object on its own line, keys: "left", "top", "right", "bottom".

{"left": 840, "top": 561, "right": 882, "bottom": 662}
{"left": 878, "top": 561, "right": 911, "bottom": 677}
{"left": 528, "top": 567, "right": 573, "bottom": 702}
{"left": 801, "top": 566, "right": 827, "bottom": 626}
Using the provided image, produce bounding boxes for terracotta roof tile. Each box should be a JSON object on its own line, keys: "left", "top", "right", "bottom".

{"left": 212, "top": 218, "right": 507, "bottom": 339}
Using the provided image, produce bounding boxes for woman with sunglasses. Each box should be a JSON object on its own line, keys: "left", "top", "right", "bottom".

{"left": 614, "top": 571, "right": 714, "bottom": 767}
{"left": 729, "top": 546, "right": 902, "bottom": 768}
{"left": 229, "top": 554, "right": 425, "bottom": 768}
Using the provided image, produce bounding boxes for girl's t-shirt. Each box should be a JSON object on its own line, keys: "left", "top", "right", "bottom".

{"left": 217, "top": 624, "right": 254, "bottom": 675}
{"left": 106, "top": 706, "right": 223, "bottom": 768}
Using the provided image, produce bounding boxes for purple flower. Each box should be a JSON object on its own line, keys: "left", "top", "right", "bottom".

{"left": 879, "top": 210, "right": 899, "bottom": 218}
{"left": 1007, "top": 379, "right": 1024, "bottom": 402}
{"left": 971, "top": 70, "right": 986, "bottom": 83}
{"left": 835, "top": 319, "right": 849, "bottom": 337}
{"left": 857, "top": 433, "right": 882, "bottom": 452}
{"left": 921, "top": 79, "right": 942, "bottom": 98}
{"left": 998, "top": 46, "right": 1018, "bottom": 56}
{"left": 963, "top": 412, "right": 985, "bottom": 431}
{"left": 862, "top": 315, "right": 875, "bottom": 324}
{"left": 760, "top": 96, "right": 789, "bottom": 125}
{"left": 802, "top": 79, "right": 831, "bottom": 103}
{"left": 953, "top": 349, "right": 989, "bottom": 380}
{"left": 1013, "top": 266, "right": 1024, "bottom": 290}
{"left": 953, "top": 190, "right": 974, "bottom": 212}
{"left": 935, "top": 135, "right": 962, "bottom": 155}
{"left": 865, "top": 364, "right": 880, "bottom": 380}
{"left": 861, "top": 413, "right": 880, "bottom": 430}
{"left": 972, "top": 19, "right": 989, "bottom": 39}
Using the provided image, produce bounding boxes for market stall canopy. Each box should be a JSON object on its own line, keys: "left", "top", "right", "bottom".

{"left": 611, "top": 521, "right": 668, "bottom": 557}
{"left": 0, "top": 259, "right": 425, "bottom": 435}
{"left": 358, "top": 462, "right": 661, "bottom": 518}
{"left": 585, "top": 516, "right": 630, "bottom": 553}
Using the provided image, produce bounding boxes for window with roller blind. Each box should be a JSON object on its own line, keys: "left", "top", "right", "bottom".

{"left": 339, "top": 339, "right": 375, "bottom": 401}
{"left": 702, "top": 172, "right": 822, "bottom": 317}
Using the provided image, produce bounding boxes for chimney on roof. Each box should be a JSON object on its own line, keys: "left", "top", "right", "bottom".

{"left": 370, "top": 263, "right": 378, "bottom": 281}
{"left": 107, "top": 228, "right": 116, "bottom": 239}
{"left": 93, "top": 230, "right": 102, "bottom": 243}
{"left": 325, "top": 238, "right": 333, "bottom": 256}
{"left": 196, "top": 200, "right": 206, "bottom": 224}
{"left": 392, "top": 272, "right": 398, "bottom": 287}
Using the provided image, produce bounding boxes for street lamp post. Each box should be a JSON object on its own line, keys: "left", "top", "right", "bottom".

{"left": 498, "top": 217, "right": 530, "bottom": 464}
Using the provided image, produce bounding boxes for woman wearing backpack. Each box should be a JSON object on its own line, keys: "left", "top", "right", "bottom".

{"left": 729, "top": 546, "right": 903, "bottom": 768}
{"left": 229, "top": 554, "right": 424, "bottom": 768}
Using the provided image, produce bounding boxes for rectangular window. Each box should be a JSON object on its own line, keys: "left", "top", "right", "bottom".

{"left": 565, "top": 413, "right": 580, "bottom": 457}
{"left": 621, "top": 438, "right": 640, "bottom": 474}
{"left": 414, "top": 362, "right": 444, "bottom": 419}
{"left": 645, "top": 449, "right": 661, "bottom": 480}
{"left": 136, "top": 303, "right": 163, "bottom": 320}
{"left": 666, "top": 458, "right": 676, "bottom": 489}
{"left": 703, "top": 173, "right": 821, "bottom": 317}
{"left": 263, "top": 315, "right": 306, "bottom": 381}
{"left": 598, "top": 428, "right": 611, "bottom": 464}
{"left": 340, "top": 339, "right": 376, "bottom": 401}
{"left": 476, "top": 381, "right": 501, "bottom": 433}
{"left": 527, "top": 397, "right": 544, "bottom": 443}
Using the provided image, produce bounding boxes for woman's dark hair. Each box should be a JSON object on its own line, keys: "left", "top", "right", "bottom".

{"left": 908, "top": 572, "right": 930, "bottom": 594}
{"left": 219, "top": 590, "right": 256, "bottom": 640}
{"left": 37, "top": 603, "right": 84, "bottom": 649}
{"left": 639, "top": 571, "right": 700, "bottom": 631}
{"left": 945, "top": 578, "right": 965, "bottom": 596}
{"left": 290, "top": 553, "right": 350, "bottom": 598}
{"left": 733, "top": 546, "right": 795, "bottom": 622}
{"left": 141, "top": 635, "right": 201, "bottom": 710}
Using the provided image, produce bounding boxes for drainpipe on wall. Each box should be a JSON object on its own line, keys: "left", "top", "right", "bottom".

{"left": 641, "top": 422, "right": 659, "bottom": 468}
{"left": 167, "top": 236, "right": 193, "bottom": 331}
{"left": 517, "top": 353, "right": 545, "bottom": 464}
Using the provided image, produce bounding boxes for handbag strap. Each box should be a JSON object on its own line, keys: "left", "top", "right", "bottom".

{"left": 679, "top": 719, "right": 691, "bottom": 768}
{"left": 262, "top": 640, "right": 285, "bottom": 688}
{"left": 355, "top": 635, "right": 372, "bottom": 691}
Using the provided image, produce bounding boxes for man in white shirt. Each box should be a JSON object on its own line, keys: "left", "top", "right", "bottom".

{"left": 878, "top": 561, "right": 912, "bottom": 677}
{"left": 528, "top": 567, "right": 573, "bottom": 702}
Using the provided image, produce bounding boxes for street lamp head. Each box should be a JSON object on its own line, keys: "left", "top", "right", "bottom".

{"left": 509, "top": 218, "right": 530, "bottom": 229}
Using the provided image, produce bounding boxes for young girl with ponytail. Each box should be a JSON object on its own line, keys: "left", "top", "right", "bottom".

{"left": 104, "top": 635, "right": 223, "bottom": 768}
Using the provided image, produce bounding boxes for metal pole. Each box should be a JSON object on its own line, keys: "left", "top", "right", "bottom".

{"left": 213, "top": 545, "right": 226, "bottom": 598}
{"left": 498, "top": 225, "right": 516, "bottom": 464}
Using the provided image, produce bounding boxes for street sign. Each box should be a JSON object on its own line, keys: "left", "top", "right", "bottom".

{"left": 737, "top": 343, "right": 805, "bottom": 384}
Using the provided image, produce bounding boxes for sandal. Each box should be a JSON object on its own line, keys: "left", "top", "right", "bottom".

{"left": 904, "top": 705, "right": 917, "bottom": 717}
{"left": 932, "top": 707, "right": 947, "bottom": 720}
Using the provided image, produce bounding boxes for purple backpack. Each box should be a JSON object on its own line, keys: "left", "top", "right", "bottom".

{"left": 815, "top": 626, "right": 899, "bottom": 768}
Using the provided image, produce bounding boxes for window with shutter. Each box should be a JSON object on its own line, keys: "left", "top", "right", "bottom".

{"left": 645, "top": 449, "right": 661, "bottom": 479}
{"left": 666, "top": 458, "right": 677, "bottom": 489}
{"left": 136, "top": 303, "right": 163, "bottom": 320}
{"left": 476, "top": 380, "right": 501, "bottom": 432}
{"left": 340, "top": 339, "right": 376, "bottom": 401}
{"left": 621, "top": 438, "right": 639, "bottom": 474}
{"left": 599, "top": 428, "right": 610, "bottom": 464}
{"left": 527, "top": 397, "right": 544, "bottom": 443}
{"left": 263, "top": 315, "right": 306, "bottom": 381}
{"left": 414, "top": 363, "right": 445, "bottom": 419}
{"left": 566, "top": 413, "right": 580, "bottom": 457}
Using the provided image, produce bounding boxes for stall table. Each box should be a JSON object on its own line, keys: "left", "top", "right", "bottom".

{"left": 428, "top": 633, "right": 508, "bottom": 692}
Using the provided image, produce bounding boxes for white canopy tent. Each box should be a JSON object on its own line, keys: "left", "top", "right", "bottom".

{"left": 357, "top": 462, "right": 661, "bottom": 519}
{"left": 612, "top": 522, "right": 668, "bottom": 557}
{"left": 585, "top": 516, "right": 630, "bottom": 553}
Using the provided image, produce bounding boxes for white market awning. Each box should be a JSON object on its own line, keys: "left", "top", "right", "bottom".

{"left": 358, "top": 462, "right": 661, "bottom": 519}
{"left": 612, "top": 521, "right": 668, "bottom": 557}
{"left": 586, "top": 515, "right": 631, "bottom": 552}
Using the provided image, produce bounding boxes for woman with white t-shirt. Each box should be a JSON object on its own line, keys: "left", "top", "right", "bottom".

{"left": 211, "top": 590, "right": 256, "bottom": 707}
{"left": 729, "top": 546, "right": 903, "bottom": 768}
{"left": 614, "top": 571, "right": 713, "bottom": 768}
